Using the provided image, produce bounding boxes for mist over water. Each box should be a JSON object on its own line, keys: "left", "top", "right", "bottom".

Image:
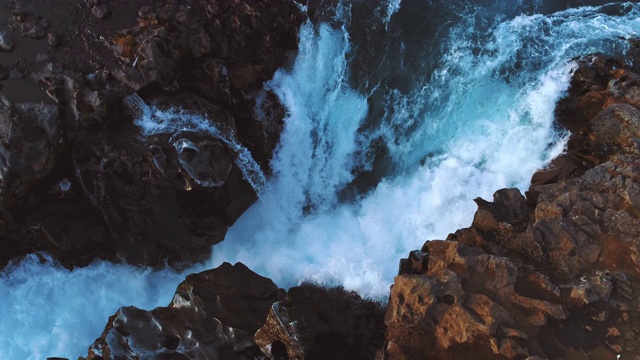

{"left": 2, "top": 1, "right": 640, "bottom": 359}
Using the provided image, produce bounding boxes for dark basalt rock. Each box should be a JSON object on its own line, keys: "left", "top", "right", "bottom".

{"left": 0, "top": 0, "right": 305, "bottom": 269}
{"left": 83, "top": 262, "right": 283, "bottom": 359}
{"left": 381, "top": 51, "right": 640, "bottom": 360}
{"left": 0, "top": 97, "right": 62, "bottom": 207}
{"left": 91, "top": 5, "right": 111, "bottom": 20}
{"left": 82, "top": 263, "right": 385, "bottom": 360}
{"left": 0, "top": 31, "right": 13, "bottom": 52}
{"left": 255, "top": 285, "right": 386, "bottom": 360}
{"left": 47, "top": 33, "right": 61, "bottom": 47}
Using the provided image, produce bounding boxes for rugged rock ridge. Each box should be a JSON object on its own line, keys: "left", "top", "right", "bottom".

{"left": 84, "top": 262, "right": 282, "bottom": 359}
{"left": 0, "top": 0, "right": 304, "bottom": 269}
{"left": 82, "top": 262, "right": 385, "bottom": 360}
{"left": 381, "top": 52, "right": 640, "bottom": 359}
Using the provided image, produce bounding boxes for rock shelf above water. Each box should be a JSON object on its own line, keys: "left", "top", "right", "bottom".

{"left": 0, "top": 0, "right": 304, "bottom": 269}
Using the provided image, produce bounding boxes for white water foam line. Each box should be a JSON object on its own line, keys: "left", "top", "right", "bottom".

{"left": 126, "top": 93, "right": 268, "bottom": 195}
{"left": 0, "top": 255, "right": 205, "bottom": 359}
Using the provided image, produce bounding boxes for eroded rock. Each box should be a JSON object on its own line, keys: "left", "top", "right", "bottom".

{"left": 255, "top": 285, "right": 385, "bottom": 360}
{"left": 91, "top": 5, "right": 111, "bottom": 19}
{"left": 382, "top": 51, "right": 640, "bottom": 359}
{"left": 0, "top": 96, "right": 61, "bottom": 206}
{"left": 84, "top": 262, "right": 281, "bottom": 359}
{"left": 0, "top": 0, "right": 305, "bottom": 269}
{"left": 83, "top": 263, "right": 384, "bottom": 360}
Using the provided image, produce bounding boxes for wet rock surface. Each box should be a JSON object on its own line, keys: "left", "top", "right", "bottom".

{"left": 83, "top": 262, "right": 385, "bottom": 360}
{"left": 254, "top": 285, "right": 385, "bottom": 360}
{"left": 0, "top": 0, "right": 304, "bottom": 269}
{"left": 0, "top": 30, "right": 13, "bottom": 51}
{"left": 381, "top": 50, "right": 640, "bottom": 359}
{"left": 84, "top": 262, "right": 282, "bottom": 360}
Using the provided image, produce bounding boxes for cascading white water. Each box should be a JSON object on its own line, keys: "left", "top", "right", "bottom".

{"left": 211, "top": 2, "right": 640, "bottom": 299}
{"left": 2, "top": 1, "right": 640, "bottom": 359}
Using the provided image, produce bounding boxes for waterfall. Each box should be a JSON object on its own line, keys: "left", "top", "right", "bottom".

{"left": 2, "top": 1, "right": 640, "bottom": 358}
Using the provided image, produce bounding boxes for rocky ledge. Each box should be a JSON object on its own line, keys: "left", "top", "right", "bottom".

{"left": 0, "top": 0, "right": 304, "bottom": 269}
{"left": 381, "top": 52, "right": 640, "bottom": 359}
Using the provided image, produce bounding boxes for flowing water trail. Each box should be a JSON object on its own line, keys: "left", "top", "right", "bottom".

{"left": 125, "top": 93, "right": 268, "bottom": 194}
{"left": 2, "top": 1, "right": 640, "bottom": 359}
{"left": 0, "top": 255, "right": 206, "bottom": 359}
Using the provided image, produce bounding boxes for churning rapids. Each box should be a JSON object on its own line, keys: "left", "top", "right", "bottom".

{"left": 3, "top": 1, "right": 640, "bottom": 358}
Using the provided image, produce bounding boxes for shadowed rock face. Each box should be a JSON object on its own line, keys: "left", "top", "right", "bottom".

{"left": 84, "top": 262, "right": 283, "bottom": 360}
{"left": 381, "top": 51, "right": 640, "bottom": 360}
{"left": 254, "top": 285, "right": 386, "bottom": 360}
{"left": 83, "top": 263, "right": 385, "bottom": 360}
{"left": 0, "top": 97, "right": 62, "bottom": 206}
{"left": 0, "top": 0, "right": 305, "bottom": 269}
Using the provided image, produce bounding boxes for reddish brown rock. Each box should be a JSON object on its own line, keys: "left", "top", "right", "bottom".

{"left": 382, "top": 51, "right": 640, "bottom": 360}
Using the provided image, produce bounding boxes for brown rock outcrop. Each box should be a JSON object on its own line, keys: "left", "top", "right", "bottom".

{"left": 382, "top": 51, "right": 640, "bottom": 359}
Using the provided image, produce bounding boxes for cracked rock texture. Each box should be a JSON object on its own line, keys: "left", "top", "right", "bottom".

{"left": 0, "top": 0, "right": 304, "bottom": 269}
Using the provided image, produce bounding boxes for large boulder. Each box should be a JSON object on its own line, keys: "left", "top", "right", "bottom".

{"left": 255, "top": 285, "right": 385, "bottom": 360}
{"left": 0, "top": 96, "right": 61, "bottom": 206}
{"left": 82, "top": 263, "right": 385, "bottom": 360}
{"left": 84, "top": 262, "right": 282, "bottom": 359}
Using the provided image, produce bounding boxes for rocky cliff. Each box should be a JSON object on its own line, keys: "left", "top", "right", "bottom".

{"left": 381, "top": 52, "right": 640, "bottom": 359}
{"left": 0, "top": 0, "right": 303, "bottom": 269}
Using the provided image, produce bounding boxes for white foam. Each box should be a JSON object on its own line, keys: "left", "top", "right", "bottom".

{"left": 0, "top": 255, "right": 204, "bottom": 359}
{"left": 374, "top": 0, "right": 403, "bottom": 24}
{"left": 212, "top": 4, "right": 640, "bottom": 300}
{"left": 264, "top": 22, "right": 368, "bottom": 211}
